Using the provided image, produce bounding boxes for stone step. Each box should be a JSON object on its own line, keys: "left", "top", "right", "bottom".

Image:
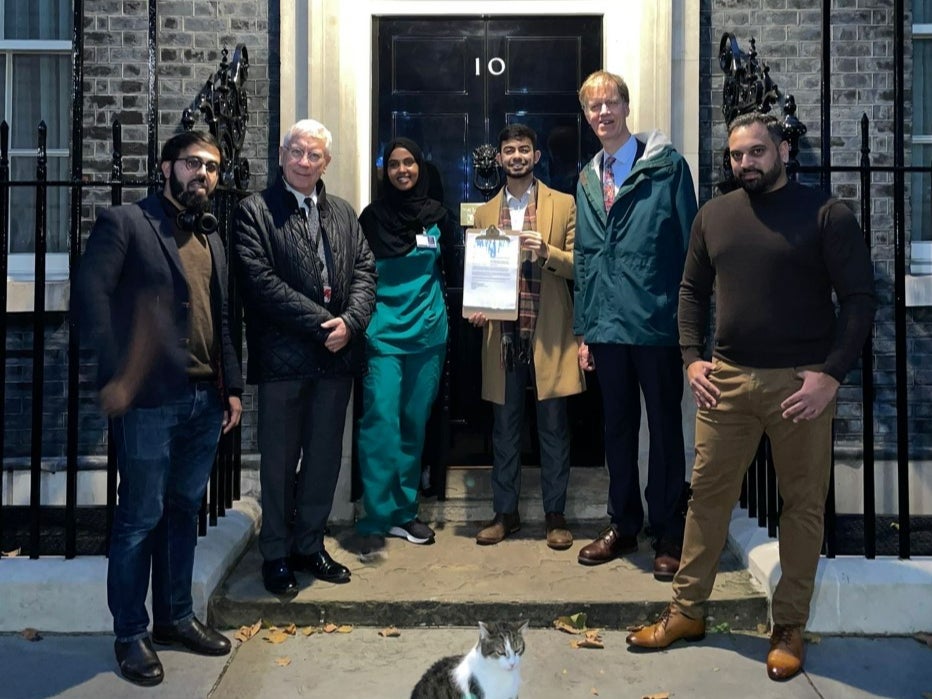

{"left": 210, "top": 524, "right": 768, "bottom": 632}
{"left": 418, "top": 465, "right": 614, "bottom": 523}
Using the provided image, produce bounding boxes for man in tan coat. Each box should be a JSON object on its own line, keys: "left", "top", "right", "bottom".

{"left": 468, "top": 124, "right": 585, "bottom": 550}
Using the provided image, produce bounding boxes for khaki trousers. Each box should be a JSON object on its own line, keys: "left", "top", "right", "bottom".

{"left": 672, "top": 359, "right": 835, "bottom": 626}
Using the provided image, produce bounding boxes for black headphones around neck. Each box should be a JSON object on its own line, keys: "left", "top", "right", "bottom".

{"left": 176, "top": 209, "right": 219, "bottom": 234}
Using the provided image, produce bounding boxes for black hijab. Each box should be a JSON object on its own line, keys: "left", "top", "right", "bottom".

{"left": 360, "top": 137, "right": 448, "bottom": 259}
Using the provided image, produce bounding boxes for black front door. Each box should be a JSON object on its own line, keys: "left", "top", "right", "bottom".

{"left": 373, "top": 15, "right": 604, "bottom": 469}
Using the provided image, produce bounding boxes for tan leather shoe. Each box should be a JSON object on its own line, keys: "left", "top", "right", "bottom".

{"left": 767, "top": 624, "right": 805, "bottom": 681}
{"left": 626, "top": 604, "right": 706, "bottom": 649}
{"left": 476, "top": 512, "right": 520, "bottom": 545}
{"left": 577, "top": 526, "right": 638, "bottom": 565}
{"left": 545, "top": 512, "right": 573, "bottom": 550}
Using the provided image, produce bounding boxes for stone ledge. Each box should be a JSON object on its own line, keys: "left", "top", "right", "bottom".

{"left": 0, "top": 498, "right": 259, "bottom": 632}
{"left": 727, "top": 508, "right": 932, "bottom": 634}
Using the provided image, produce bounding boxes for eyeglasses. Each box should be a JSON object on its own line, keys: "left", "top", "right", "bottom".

{"left": 176, "top": 156, "right": 221, "bottom": 174}
{"left": 586, "top": 98, "right": 623, "bottom": 114}
{"left": 286, "top": 147, "right": 326, "bottom": 164}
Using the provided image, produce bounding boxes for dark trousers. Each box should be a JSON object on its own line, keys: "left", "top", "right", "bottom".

{"left": 257, "top": 376, "right": 353, "bottom": 560}
{"left": 491, "top": 361, "right": 571, "bottom": 515}
{"left": 108, "top": 383, "right": 223, "bottom": 641}
{"left": 589, "top": 343, "right": 686, "bottom": 543}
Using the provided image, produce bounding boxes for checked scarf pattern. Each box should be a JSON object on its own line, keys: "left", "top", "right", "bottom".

{"left": 498, "top": 191, "right": 541, "bottom": 369}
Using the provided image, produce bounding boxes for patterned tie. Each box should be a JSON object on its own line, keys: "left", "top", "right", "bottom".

{"left": 603, "top": 154, "right": 617, "bottom": 212}
{"left": 304, "top": 197, "right": 329, "bottom": 287}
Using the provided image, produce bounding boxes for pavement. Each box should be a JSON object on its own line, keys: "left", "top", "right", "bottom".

{"left": 1, "top": 627, "right": 930, "bottom": 698}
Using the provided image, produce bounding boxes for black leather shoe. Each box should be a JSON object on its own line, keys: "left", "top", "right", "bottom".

{"left": 262, "top": 557, "right": 299, "bottom": 595}
{"left": 152, "top": 616, "right": 231, "bottom": 656}
{"left": 291, "top": 549, "right": 351, "bottom": 584}
{"left": 114, "top": 637, "right": 164, "bottom": 687}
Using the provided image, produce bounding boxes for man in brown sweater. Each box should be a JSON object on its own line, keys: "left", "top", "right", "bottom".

{"left": 626, "top": 113, "right": 875, "bottom": 682}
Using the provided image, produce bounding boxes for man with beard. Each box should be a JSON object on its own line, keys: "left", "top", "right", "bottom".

{"left": 469, "top": 124, "right": 584, "bottom": 550}
{"left": 573, "top": 70, "right": 697, "bottom": 580}
{"left": 626, "top": 113, "right": 875, "bottom": 682}
{"left": 232, "top": 119, "right": 376, "bottom": 594}
{"left": 75, "top": 130, "right": 243, "bottom": 686}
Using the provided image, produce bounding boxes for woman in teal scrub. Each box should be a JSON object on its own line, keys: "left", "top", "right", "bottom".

{"left": 356, "top": 138, "right": 454, "bottom": 546}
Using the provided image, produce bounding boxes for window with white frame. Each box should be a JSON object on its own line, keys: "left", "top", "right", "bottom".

{"left": 1, "top": 0, "right": 71, "bottom": 281}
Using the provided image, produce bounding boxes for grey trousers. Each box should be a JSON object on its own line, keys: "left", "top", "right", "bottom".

{"left": 491, "top": 362, "right": 570, "bottom": 515}
{"left": 257, "top": 376, "right": 353, "bottom": 560}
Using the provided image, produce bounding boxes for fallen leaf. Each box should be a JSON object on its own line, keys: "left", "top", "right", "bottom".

{"left": 379, "top": 626, "right": 401, "bottom": 637}
{"left": 553, "top": 612, "right": 588, "bottom": 634}
{"left": 264, "top": 628, "right": 290, "bottom": 644}
{"left": 571, "top": 630, "right": 604, "bottom": 649}
{"left": 235, "top": 619, "right": 262, "bottom": 643}
{"left": 274, "top": 656, "right": 292, "bottom": 667}
{"left": 913, "top": 633, "right": 932, "bottom": 647}
{"left": 336, "top": 625, "right": 353, "bottom": 634}
{"left": 283, "top": 623, "right": 297, "bottom": 635}
{"left": 590, "top": 689, "right": 599, "bottom": 696}
{"left": 20, "top": 628, "right": 42, "bottom": 642}
{"left": 322, "top": 623, "right": 338, "bottom": 633}
{"left": 2, "top": 548, "right": 21, "bottom": 558}
{"left": 302, "top": 626, "right": 317, "bottom": 636}
{"left": 803, "top": 632, "right": 821, "bottom": 645}
{"left": 641, "top": 693, "right": 670, "bottom": 699}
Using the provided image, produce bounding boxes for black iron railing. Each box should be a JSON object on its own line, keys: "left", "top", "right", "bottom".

{"left": 0, "top": 44, "right": 250, "bottom": 560}
{"left": 723, "top": 16, "right": 931, "bottom": 559}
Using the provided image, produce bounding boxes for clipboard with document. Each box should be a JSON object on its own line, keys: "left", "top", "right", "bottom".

{"left": 461, "top": 225, "right": 520, "bottom": 321}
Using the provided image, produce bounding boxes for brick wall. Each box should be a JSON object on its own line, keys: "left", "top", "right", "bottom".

{"left": 2, "top": 1, "right": 274, "bottom": 460}
{"left": 705, "top": 0, "right": 929, "bottom": 458}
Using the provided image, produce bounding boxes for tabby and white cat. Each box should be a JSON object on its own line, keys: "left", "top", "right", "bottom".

{"left": 410, "top": 620, "right": 529, "bottom": 699}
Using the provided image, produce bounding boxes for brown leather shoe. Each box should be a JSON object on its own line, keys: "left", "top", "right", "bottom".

{"left": 476, "top": 512, "right": 520, "bottom": 545}
{"left": 544, "top": 512, "right": 573, "bottom": 550}
{"left": 766, "top": 624, "right": 805, "bottom": 681}
{"left": 625, "top": 604, "right": 706, "bottom": 649}
{"left": 577, "top": 526, "right": 638, "bottom": 565}
{"left": 652, "top": 540, "right": 682, "bottom": 582}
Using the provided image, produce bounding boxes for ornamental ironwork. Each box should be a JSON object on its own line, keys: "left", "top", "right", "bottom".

{"left": 182, "top": 45, "right": 251, "bottom": 191}
{"left": 718, "top": 33, "right": 808, "bottom": 192}
{"left": 472, "top": 143, "right": 501, "bottom": 201}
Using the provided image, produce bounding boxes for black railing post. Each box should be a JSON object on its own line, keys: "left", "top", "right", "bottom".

{"left": 0, "top": 123, "right": 8, "bottom": 549}
{"left": 859, "top": 114, "right": 877, "bottom": 559}
{"left": 65, "top": 0, "right": 86, "bottom": 560}
{"left": 105, "top": 120, "right": 123, "bottom": 556}
{"left": 892, "top": 0, "right": 910, "bottom": 561}
{"left": 29, "top": 122, "right": 50, "bottom": 559}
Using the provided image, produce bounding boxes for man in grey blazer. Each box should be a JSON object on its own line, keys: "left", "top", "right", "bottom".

{"left": 76, "top": 130, "right": 243, "bottom": 687}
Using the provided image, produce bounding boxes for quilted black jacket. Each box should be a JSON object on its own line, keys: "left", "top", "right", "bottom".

{"left": 232, "top": 176, "right": 376, "bottom": 383}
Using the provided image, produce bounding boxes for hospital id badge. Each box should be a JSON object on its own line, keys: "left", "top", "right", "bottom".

{"left": 416, "top": 233, "right": 438, "bottom": 249}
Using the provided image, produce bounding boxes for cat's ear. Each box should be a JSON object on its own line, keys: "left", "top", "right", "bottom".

{"left": 517, "top": 620, "right": 530, "bottom": 634}
{"left": 478, "top": 621, "right": 490, "bottom": 639}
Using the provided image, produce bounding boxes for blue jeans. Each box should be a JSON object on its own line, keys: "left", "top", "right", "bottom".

{"left": 107, "top": 383, "right": 223, "bottom": 641}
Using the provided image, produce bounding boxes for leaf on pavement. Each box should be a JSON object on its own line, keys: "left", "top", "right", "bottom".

{"left": 234, "top": 619, "right": 262, "bottom": 643}
{"left": 590, "top": 689, "right": 599, "bottom": 696}
{"left": 322, "top": 623, "right": 338, "bottom": 633}
{"left": 264, "top": 628, "right": 290, "bottom": 644}
{"left": 379, "top": 626, "right": 401, "bottom": 637}
{"left": 274, "top": 656, "right": 292, "bottom": 667}
{"left": 553, "top": 612, "right": 588, "bottom": 634}
{"left": 283, "top": 623, "right": 297, "bottom": 635}
{"left": 803, "top": 632, "right": 821, "bottom": 645}
{"left": 20, "top": 628, "right": 42, "bottom": 642}
{"left": 2, "top": 548, "right": 21, "bottom": 558}
{"left": 641, "top": 693, "right": 670, "bottom": 699}
{"left": 571, "top": 630, "right": 603, "bottom": 649}
{"left": 336, "top": 624, "right": 353, "bottom": 634}
{"left": 302, "top": 626, "right": 317, "bottom": 636}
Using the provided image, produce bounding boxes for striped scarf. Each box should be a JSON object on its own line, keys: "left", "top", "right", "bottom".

{"left": 498, "top": 188, "right": 540, "bottom": 369}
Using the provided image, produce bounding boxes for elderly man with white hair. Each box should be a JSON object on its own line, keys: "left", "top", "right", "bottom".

{"left": 233, "top": 119, "right": 376, "bottom": 595}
